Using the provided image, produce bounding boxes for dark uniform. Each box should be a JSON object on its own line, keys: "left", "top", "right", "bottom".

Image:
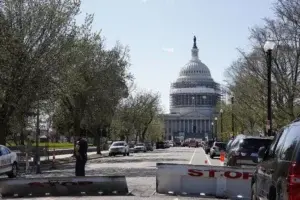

{"left": 75, "top": 137, "right": 88, "bottom": 176}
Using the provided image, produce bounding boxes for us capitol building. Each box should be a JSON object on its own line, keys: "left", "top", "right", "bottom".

{"left": 164, "top": 36, "right": 220, "bottom": 140}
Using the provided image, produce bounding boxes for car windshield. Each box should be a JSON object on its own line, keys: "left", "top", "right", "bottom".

{"left": 215, "top": 142, "right": 226, "bottom": 149}
{"left": 240, "top": 138, "right": 272, "bottom": 150}
{"left": 113, "top": 142, "right": 125, "bottom": 146}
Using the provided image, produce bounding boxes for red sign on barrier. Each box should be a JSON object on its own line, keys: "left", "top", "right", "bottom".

{"left": 188, "top": 169, "right": 253, "bottom": 179}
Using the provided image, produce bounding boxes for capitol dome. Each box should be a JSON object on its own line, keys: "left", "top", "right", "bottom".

{"left": 164, "top": 36, "right": 220, "bottom": 141}
{"left": 176, "top": 37, "right": 212, "bottom": 82}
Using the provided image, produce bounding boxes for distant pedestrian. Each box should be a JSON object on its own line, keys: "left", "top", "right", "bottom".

{"left": 75, "top": 133, "right": 88, "bottom": 176}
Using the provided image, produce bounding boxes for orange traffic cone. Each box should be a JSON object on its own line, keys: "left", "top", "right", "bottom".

{"left": 220, "top": 151, "right": 225, "bottom": 166}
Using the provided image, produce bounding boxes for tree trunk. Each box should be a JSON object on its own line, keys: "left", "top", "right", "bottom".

{"left": 0, "top": 120, "right": 7, "bottom": 145}
{"left": 20, "top": 129, "right": 25, "bottom": 145}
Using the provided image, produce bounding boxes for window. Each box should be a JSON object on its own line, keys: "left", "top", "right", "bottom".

{"left": 0, "top": 147, "right": 9, "bottom": 156}
{"left": 274, "top": 127, "right": 290, "bottom": 157}
{"left": 240, "top": 138, "right": 272, "bottom": 151}
{"left": 112, "top": 142, "right": 125, "bottom": 146}
{"left": 4, "top": 148, "right": 10, "bottom": 154}
{"left": 215, "top": 142, "right": 226, "bottom": 149}
{"left": 268, "top": 128, "right": 284, "bottom": 156}
{"left": 279, "top": 125, "right": 300, "bottom": 161}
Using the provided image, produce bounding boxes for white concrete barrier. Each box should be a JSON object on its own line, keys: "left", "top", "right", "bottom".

{"left": 0, "top": 176, "right": 128, "bottom": 198}
{"left": 156, "top": 163, "right": 255, "bottom": 199}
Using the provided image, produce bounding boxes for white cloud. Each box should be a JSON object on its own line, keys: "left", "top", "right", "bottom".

{"left": 162, "top": 48, "right": 174, "bottom": 53}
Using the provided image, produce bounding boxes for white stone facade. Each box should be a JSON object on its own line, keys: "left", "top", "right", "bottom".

{"left": 164, "top": 37, "right": 220, "bottom": 140}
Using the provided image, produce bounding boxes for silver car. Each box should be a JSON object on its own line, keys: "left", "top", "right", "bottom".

{"left": 108, "top": 141, "right": 130, "bottom": 156}
{"left": 134, "top": 143, "right": 147, "bottom": 152}
{"left": 210, "top": 142, "right": 226, "bottom": 158}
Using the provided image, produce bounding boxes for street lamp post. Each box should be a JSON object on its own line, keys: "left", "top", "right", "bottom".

{"left": 264, "top": 40, "right": 276, "bottom": 136}
{"left": 214, "top": 117, "right": 218, "bottom": 141}
{"left": 220, "top": 109, "right": 223, "bottom": 134}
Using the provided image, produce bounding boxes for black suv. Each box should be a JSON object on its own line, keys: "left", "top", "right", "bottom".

{"left": 226, "top": 135, "right": 272, "bottom": 166}
{"left": 251, "top": 121, "right": 300, "bottom": 200}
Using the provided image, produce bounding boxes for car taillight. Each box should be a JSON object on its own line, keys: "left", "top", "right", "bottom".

{"left": 288, "top": 162, "right": 300, "bottom": 200}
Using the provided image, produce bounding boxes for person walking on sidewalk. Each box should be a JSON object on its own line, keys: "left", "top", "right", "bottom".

{"left": 75, "top": 133, "right": 88, "bottom": 176}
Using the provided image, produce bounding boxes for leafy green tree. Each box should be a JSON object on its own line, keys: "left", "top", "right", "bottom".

{"left": 224, "top": 0, "right": 300, "bottom": 133}
{"left": 0, "top": 0, "right": 80, "bottom": 144}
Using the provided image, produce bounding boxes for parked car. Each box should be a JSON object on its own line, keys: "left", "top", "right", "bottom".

{"left": 251, "top": 120, "right": 300, "bottom": 200}
{"left": 108, "top": 141, "right": 130, "bottom": 156}
{"left": 225, "top": 136, "right": 272, "bottom": 166}
{"left": 204, "top": 140, "right": 214, "bottom": 154}
{"left": 134, "top": 143, "right": 147, "bottom": 152}
{"left": 0, "top": 145, "right": 18, "bottom": 178}
{"left": 210, "top": 142, "right": 226, "bottom": 158}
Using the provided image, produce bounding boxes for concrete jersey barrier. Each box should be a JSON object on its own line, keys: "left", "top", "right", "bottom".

{"left": 156, "top": 163, "right": 256, "bottom": 199}
{"left": 0, "top": 176, "right": 129, "bottom": 198}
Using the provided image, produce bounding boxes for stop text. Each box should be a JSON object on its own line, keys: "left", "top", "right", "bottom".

{"left": 188, "top": 169, "right": 253, "bottom": 179}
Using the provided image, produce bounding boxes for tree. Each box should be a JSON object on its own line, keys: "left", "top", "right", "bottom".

{"left": 111, "top": 91, "right": 162, "bottom": 143}
{"left": 0, "top": 0, "right": 80, "bottom": 144}
{"left": 224, "top": 0, "right": 300, "bottom": 133}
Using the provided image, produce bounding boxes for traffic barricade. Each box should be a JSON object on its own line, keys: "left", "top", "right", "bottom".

{"left": 156, "top": 163, "right": 255, "bottom": 199}
{"left": 0, "top": 176, "right": 129, "bottom": 198}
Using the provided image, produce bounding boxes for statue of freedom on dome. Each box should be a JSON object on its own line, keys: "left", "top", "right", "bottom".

{"left": 193, "top": 36, "right": 197, "bottom": 49}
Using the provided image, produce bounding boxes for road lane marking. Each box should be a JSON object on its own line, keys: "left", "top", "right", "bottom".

{"left": 201, "top": 148, "right": 211, "bottom": 165}
{"left": 189, "top": 148, "right": 197, "bottom": 164}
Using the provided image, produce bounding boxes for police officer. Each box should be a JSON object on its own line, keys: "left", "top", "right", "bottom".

{"left": 75, "top": 133, "right": 88, "bottom": 176}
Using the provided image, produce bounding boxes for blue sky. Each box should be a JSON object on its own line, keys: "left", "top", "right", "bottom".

{"left": 77, "top": 0, "right": 275, "bottom": 112}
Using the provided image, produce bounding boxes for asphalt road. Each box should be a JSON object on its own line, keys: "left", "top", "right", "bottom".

{"left": 4, "top": 147, "right": 224, "bottom": 200}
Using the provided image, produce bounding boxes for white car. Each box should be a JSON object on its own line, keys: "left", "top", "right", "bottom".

{"left": 109, "top": 141, "right": 130, "bottom": 156}
{"left": 134, "top": 143, "right": 147, "bottom": 152}
{"left": 0, "top": 145, "right": 18, "bottom": 178}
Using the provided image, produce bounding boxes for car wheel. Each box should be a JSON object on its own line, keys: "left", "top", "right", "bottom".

{"left": 8, "top": 163, "right": 17, "bottom": 178}
{"left": 109, "top": 153, "right": 112, "bottom": 157}
{"left": 127, "top": 152, "right": 130, "bottom": 156}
